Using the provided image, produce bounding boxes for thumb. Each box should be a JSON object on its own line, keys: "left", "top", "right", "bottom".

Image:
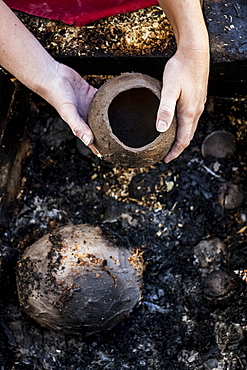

{"left": 60, "top": 103, "right": 94, "bottom": 146}
{"left": 156, "top": 82, "right": 179, "bottom": 133}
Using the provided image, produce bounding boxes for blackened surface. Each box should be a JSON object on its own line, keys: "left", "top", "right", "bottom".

{"left": 204, "top": 0, "right": 247, "bottom": 88}
{"left": 0, "top": 70, "right": 36, "bottom": 228}
{"left": 204, "top": 0, "right": 247, "bottom": 62}
{"left": 0, "top": 72, "right": 31, "bottom": 171}
{"left": 0, "top": 94, "right": 246, "bottom": 369}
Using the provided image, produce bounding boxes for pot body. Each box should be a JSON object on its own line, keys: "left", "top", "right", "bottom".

{"left": 17, "top": 224, "right": 143, "bottom": 335}
{"left": 88, "top": 73, "right": 176, "bottom": 167}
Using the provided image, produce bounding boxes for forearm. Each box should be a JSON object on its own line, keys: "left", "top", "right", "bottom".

{"left": 0, "top": 0, "right": 58, "bottom": 95}
{"left": 158, "top": 0, "right": 209, "bottom": 50}
{"left": 156, "top": 0, "right": 210, "bottom": 162}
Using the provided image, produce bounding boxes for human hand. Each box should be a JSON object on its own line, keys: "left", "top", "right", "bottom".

{"left": 156, "top": 47, "right": 209, "bottom": 163}
{"left": 0, "top": 1, "right": 96, "bottom": 146}
{"left": 39, "top": 63, "right": 97, "bottom": 146}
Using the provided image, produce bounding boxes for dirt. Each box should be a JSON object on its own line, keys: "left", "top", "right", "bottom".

{"left": 0, "top": 88, "right": 246, "bottom": 369}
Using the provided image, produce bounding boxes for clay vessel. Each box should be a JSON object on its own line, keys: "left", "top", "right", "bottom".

{"left": 87, "top": 73, "right": 176, "bottom": 167}
{"left": 16, "top": 224, "right": 143, "bottom": 335}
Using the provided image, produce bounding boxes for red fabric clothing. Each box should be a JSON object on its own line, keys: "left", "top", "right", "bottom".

{"left": 5, "top": 0, "right": 158, "bottom": 26}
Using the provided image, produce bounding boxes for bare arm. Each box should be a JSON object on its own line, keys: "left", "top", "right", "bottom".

{"left": 157, "top": 0, "right": 209, "bottom": 163}
{"left": 0, "top": 0, "right": 208, "bottom": 160}
{"left": 0, "top": 0, "right": 96, "bottom": 146}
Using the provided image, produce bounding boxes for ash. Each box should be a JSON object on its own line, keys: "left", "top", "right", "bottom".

{"left": 0, "top": 95, "right": 247, "bottom": 370}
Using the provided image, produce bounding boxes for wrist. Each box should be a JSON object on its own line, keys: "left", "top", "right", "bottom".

{"left": 176, "top": 25, "right": 209, "bottom": 51}
{"left": 33, "top": 58, "right": 59, "bottom": 99}
{"left": 158, "top": 0, "right": 209, "bottom": 51}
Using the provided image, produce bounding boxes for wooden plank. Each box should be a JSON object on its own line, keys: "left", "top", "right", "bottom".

{"left": 12, "top": 7, "right": 176, "bottom": 82}
{"left": 12, "top": 2, "right": 247, "bottom": 95}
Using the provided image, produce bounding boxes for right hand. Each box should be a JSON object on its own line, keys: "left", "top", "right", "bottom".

{"left": 156, "top": 46, "right": 209, "bottom": 163}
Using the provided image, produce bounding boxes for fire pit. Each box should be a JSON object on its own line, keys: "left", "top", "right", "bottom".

{"left": 0, "top": 2, "right": 247, "bottom": 368}
{"left": 0, "top": 90, "right": 246, "bottom": 369}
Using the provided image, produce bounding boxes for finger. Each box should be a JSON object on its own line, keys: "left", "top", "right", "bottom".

{"left": 77, "top": 84, "right": 98, "bottom": 121}
{"left": 156, "top": 73, "right": 180, "bottom": 133}
{"left": 164, "top": 91, "right": 206, "bottom": 163}
{"left": 164, "top": 113, "right": 198, "bottom": 163}
{"left": 60, "top": 102, "right": 94, "bottom": 146}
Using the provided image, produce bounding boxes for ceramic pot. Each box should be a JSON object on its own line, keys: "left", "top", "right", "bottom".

{"left": 87, "top": 73, "right": 176, "bottom": 167}
{"left": 16, "top": 224, "right": 143, "bottom": 335}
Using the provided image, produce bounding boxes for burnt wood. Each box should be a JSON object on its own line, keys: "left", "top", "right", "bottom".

{"left": 0, "top": 70, "right": 36, "bottom": 227}
{"left": 204, "top": 0, "right": 247, "bottom": 95}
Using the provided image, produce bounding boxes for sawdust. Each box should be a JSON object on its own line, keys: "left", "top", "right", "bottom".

{"left": 14, "top": 6, "right": 176, "bottom": 57}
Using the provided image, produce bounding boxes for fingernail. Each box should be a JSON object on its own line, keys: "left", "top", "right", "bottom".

{"left": 88, "top": 144, "right": 103, "bottom": 159}
{"left": 157, "top": 120, "right": 169, "bottom": 132}
{"left": 81, "top": 133, "right": 91, "bottom": 146}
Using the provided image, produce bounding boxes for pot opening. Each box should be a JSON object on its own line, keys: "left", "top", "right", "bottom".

{"left": 108, "top": 88, "right": 160, "bottom": 148}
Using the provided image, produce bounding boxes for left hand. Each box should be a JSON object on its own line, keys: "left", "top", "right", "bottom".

{"left": 39, "top": 62, "right": 97, "bottom": 146}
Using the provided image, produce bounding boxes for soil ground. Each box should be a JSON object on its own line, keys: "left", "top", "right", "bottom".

{"left": 0, "top": 86, "right": 246, "bottom": 369}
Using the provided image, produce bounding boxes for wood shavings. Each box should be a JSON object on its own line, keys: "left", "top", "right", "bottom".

{"left": 128, "top": 249, "right": 146, "bottom": 276}
{"left": 237, "top": 226, "right": 247, "bottom": 234}
{"left": 103, "top": 166, "right": 173, "bottom": 211}
{"left": 91, "top": 173, "right": 98, "bottom": 180}
{"left": 14, "top": 6, "right": 176, "bottom": 57}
